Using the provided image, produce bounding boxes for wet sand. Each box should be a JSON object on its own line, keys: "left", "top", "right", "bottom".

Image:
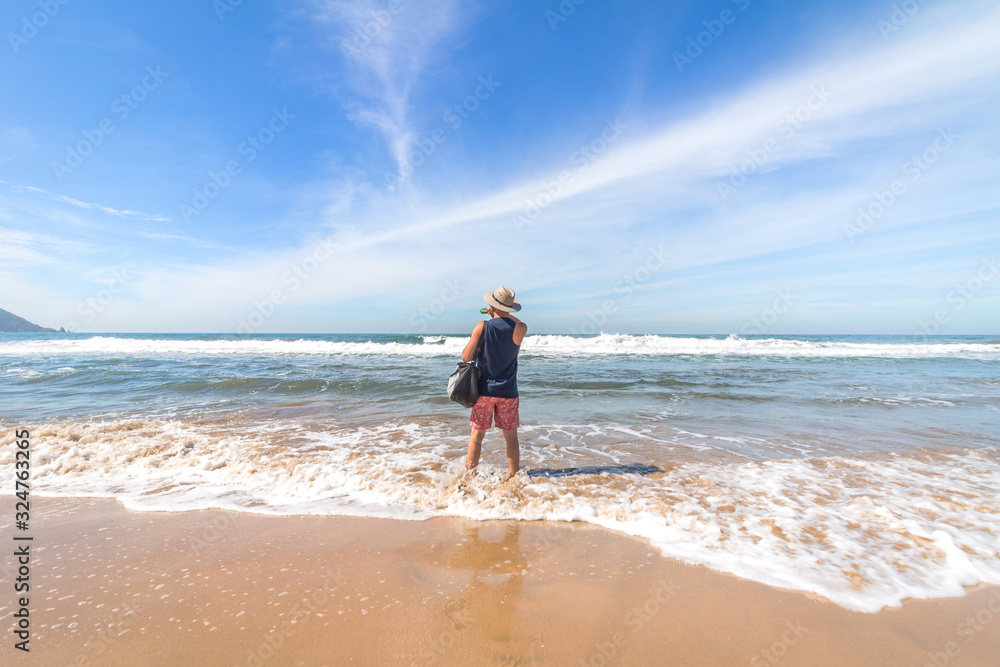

{"left": 2, "top": 497, "right": 998, "bottom": 666}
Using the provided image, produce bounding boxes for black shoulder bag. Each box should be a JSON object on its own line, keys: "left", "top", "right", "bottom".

{"left": 448, "top": 322, "right": 485, "bottom": 408}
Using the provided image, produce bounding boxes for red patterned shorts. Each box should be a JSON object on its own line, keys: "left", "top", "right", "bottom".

{"left": 469, "top": 396, "right": 520, "bottom": 431}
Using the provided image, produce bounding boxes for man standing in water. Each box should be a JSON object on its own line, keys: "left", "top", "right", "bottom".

{"left": 462, "top": 286, "right": 527, "bottom": 480}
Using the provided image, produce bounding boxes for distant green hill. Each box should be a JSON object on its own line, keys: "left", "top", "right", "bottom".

{"left": 0, "top": 307, "right": 63, "bottom": 333}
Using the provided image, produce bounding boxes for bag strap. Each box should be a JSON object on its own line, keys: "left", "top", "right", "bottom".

{"left": 472, "top": 320, "right": 485, "bottom": 362}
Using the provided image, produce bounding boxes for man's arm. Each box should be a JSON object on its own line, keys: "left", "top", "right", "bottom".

{"left": 506, "top": 315, "right": 528, "bottom": 346}
{"left": 462, "top": 321, "right": 485, "bottom": 362}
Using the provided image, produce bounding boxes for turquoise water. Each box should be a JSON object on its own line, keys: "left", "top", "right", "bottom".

{"left": 1, "top": 332, "right": 998, "bottom": 611}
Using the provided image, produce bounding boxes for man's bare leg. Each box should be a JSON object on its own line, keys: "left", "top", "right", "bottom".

{"left": 502, "top": 429, "right": 520, "bottom": 478}
{"left": 466, "top": 428, "right": 486, "bottom": 472}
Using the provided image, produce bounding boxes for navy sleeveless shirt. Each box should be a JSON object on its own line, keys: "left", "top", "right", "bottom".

{"left": 476, "top": 317, "right": 520, "bottom": 398}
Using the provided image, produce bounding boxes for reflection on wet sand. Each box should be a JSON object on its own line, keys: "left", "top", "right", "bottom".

{"left": 444, "top": 523, "right": 530, "bottom": 664}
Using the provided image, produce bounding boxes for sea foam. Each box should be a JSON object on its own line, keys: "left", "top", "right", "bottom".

{"left": 5, "top": 417, "right": 998, "bottom": 613}
{"left": 0, "top": 334, "right": 997, "bottom": 359}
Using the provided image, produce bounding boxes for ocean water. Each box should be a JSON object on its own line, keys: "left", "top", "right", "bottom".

{"left": 1, "top": 332, "right": 998, "bottom": 612}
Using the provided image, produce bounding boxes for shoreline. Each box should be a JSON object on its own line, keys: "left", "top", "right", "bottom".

{"left": 3, "top": 497, "right": 999, "bottom": 666}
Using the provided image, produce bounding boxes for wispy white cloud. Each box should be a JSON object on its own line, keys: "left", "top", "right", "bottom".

{"left": 307, "top": 0, "right": 468, "bottom": 177}
{"left": 0, "top": 226, "right": 94, "bottom": 265}
{"left": 0, "top": 182, "right": 171, "bottom": 222}
{"left": 141, "top": 232, "right": 226, "bottom": 250}
{"left": 191, "top": 3, "right": 998, "bottom": 327}
{"left": 22, "top": 1, "right": 999, "bottom": 333}
{"left": 276, "top": 0, "right": 1000, "bottom": 290}
{"left": 380, "top": 2, "right": 1000, "bottom": 236}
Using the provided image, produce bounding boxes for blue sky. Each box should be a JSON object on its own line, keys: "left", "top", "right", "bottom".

{"left": 1, "top": 0, "right": 998, "bottom": 334}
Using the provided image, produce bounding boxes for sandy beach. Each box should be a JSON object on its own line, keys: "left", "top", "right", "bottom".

{"left": 5, "top": 0, "right": 1000, "bottom": 663}
{"left": 2, "top": 496, "right": 997, "bottom": 666}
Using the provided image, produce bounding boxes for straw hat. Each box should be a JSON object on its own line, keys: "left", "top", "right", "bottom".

{"left": 483, "top": 285, "right": 521, "bottom": 312}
